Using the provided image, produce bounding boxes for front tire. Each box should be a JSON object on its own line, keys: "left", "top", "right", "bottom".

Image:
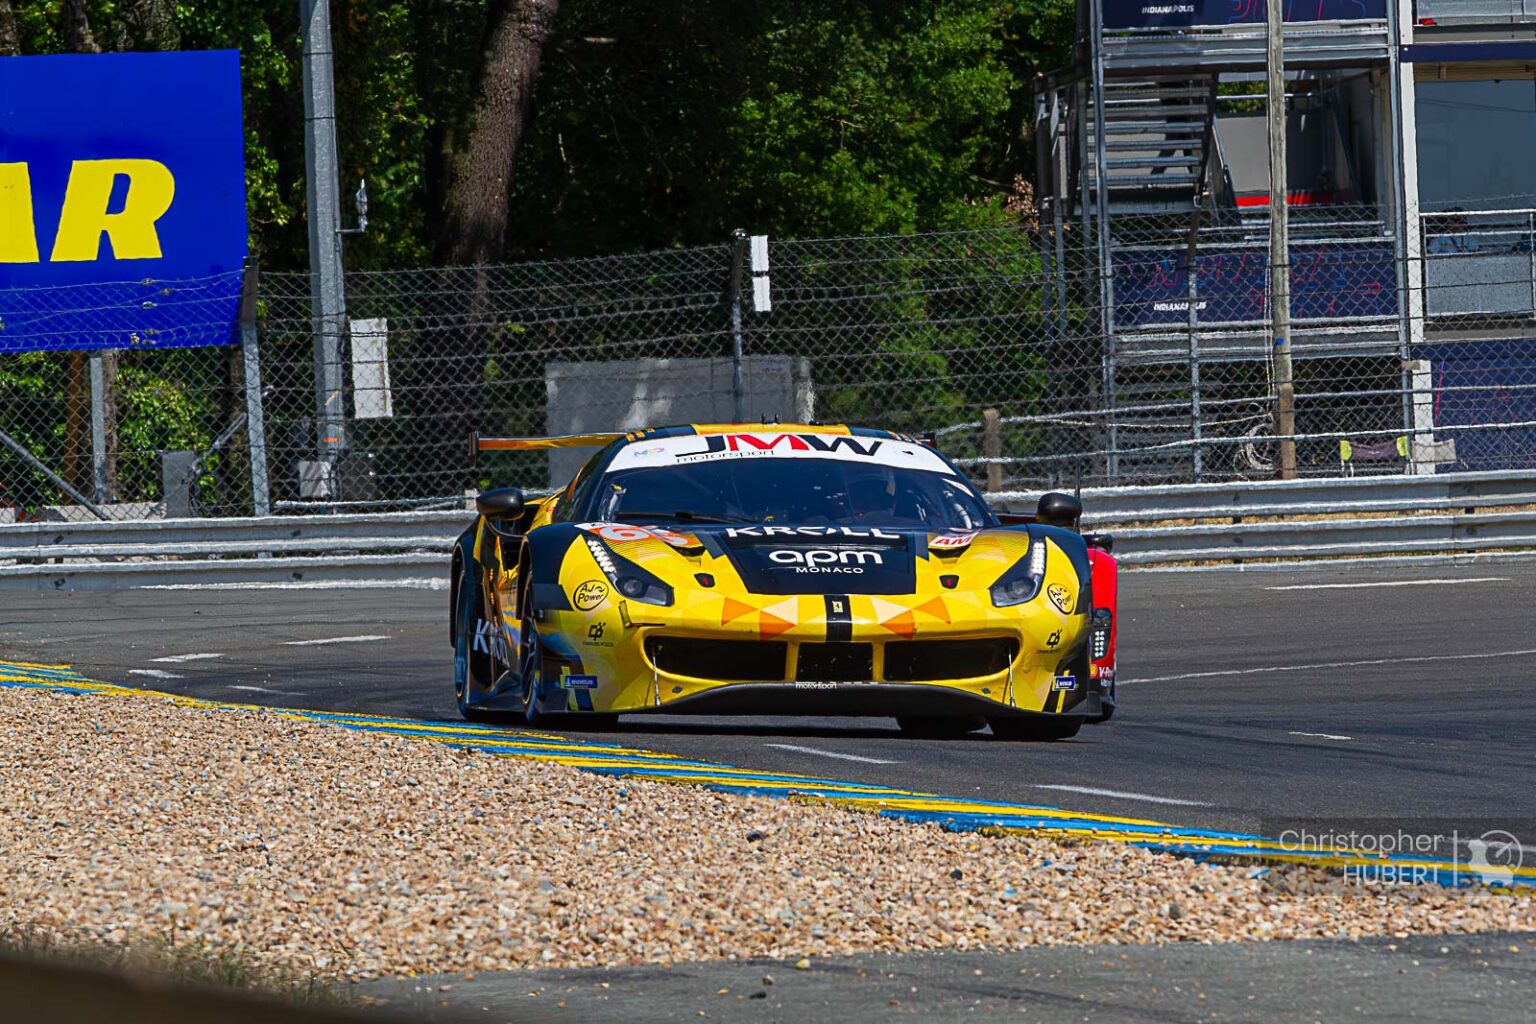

{"left": 519, "top": 622, "right": 556, "bottom": 726}
{"left": 989, "top": 715, "right": 1083, "bottom": 741}
{"left": 518, "top": 623, "right": 618, "bottom": 730}
{"left": 454, "top": 568, "right": 502, "bottom": 722}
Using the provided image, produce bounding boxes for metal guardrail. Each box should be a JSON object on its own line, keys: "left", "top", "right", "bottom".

{"left": 3, "top": 471, "right": 1536, "bottom": 587}
{"left": 998, "top": 469, "right": 1536, "bottom": 567}
{"left": 0, "top": 511, "right": 471, "bottom": 590}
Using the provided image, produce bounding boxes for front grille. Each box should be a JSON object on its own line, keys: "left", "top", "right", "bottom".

{"left": 644, "top": 637, "right": 787, "bottom": 681}
{"left": 883, "top": 638, "right": 1017, "bottom": 682}
{"left": 796, "top": 642, "right": 873, "bottom": 682}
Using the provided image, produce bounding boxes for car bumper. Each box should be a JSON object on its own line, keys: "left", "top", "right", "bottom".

{"left": 624, "top": 680, "right": 1106, "bottom": 719}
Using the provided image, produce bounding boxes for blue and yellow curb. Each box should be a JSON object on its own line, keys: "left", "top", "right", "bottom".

{"left": 3, "top": 660, "right": 1531, "bottom": 890}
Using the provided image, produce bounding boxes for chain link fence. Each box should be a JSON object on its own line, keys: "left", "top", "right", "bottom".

{"left": 0, "top": 271, "right": 256, "bottom": 523}
{"left": 6, "top": 212, "right": 1536, "bottom": 521}
{"left": 254, "top": 228, "right": 1107, "bottom": 508}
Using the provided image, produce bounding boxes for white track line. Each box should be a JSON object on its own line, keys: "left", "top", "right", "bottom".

{"left": 1128, "top": 647, "right": 1536, "bottom": 685}
{"left": 1290, "top": 731, "right": 1353, "bottom": 741}
{"left": 227, "top": 685, "right": 299, "bottom": 695}
{"left": 127, "top": 669, "right": 183, "bottom": 680}
{"left": 763, "top": 743, "right": 899, "bottom": 765}
{"left": 137, "top": 579, "right": 447, "bottom": 591}
{"left": 151, "top": 653, "right": 225, "bottom": 664}
{"left": 1032, "top": 784, "right": 1213, "bottom": 808}
{"left": 1265, "top": 577, "right": 1507, "bottom": 592}
{"left": 282, "top": 635, "right": 390, "bottom": 647}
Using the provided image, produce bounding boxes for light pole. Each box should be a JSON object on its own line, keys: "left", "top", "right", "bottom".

{"left": 300, "top": 0, "right": 348, "bottom": 462}
{"left": 1267, "top": 0, "right": 1297, "bottom": 478}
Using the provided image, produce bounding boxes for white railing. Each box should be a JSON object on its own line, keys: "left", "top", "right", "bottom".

{"left": 1417, "top": 0, "right": 1536, "bottom": 22}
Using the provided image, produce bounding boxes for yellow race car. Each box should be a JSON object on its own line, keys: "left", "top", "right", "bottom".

{"left": 451, "top": 423, "right": 1117, "bottom": 740}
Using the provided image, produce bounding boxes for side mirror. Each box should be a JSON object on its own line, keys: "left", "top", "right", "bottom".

{"left": 1035, "top": 491, "right": 1083, "bottom": 531}
{"left": 476, "top": 487, "right": 526, "bottom": 521}
{"left": 1084, "top": 532, "right": 1114, "bottom": 553}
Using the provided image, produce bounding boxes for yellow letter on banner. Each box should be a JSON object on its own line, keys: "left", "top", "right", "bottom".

{"left": 50, "top": 159, "right": 176, "bottom": 262}
{"left": 0, "top": 163, "right": 41, "bottom": 263}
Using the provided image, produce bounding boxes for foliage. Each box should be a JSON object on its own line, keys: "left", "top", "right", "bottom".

{"left": 512, "top": 0, "right": 1076, "bottom": 256}
{"left": 0, "top": 0, "right": 1079, "bottom": 510}
{"left": 2, "top": 1, "right": 1077, "bottom": 265}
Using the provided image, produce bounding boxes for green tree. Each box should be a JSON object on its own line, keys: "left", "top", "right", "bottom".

{"left": 509, "top": 0, "right": 1075, "bottom": 257}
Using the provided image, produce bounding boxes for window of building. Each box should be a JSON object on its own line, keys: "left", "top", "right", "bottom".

{"left": 1417, "top": 78, "right": 1536, "bottom": 210}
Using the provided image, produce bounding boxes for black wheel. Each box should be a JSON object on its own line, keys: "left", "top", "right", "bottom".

{"left": 454, "top": 567, "right": 502, "bottom": 721}
{"left": 518, "top": 622, "right": 617, "bottom": 729}
{"left": 988, "top": 715, "right": 1083, "bottom": 741}
{"left": 519, "top": 622, "right": 556, "bottom": 726}
{"left": 896, "top": 715, "right": 986, "bottom": 738}
{"left": 1091, "top": 703, "right": 1115, "bottom": 724}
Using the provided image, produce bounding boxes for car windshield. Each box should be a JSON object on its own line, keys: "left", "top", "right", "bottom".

{"left": 593, "top": 457, "right": 992, "bottom": 530}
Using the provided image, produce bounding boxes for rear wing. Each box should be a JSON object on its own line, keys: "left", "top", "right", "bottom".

{"left": 471, "top": 430, "right": 624, "bottom": 463}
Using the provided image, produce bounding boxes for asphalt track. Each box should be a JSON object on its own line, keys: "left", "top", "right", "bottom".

{"left": 367, "top": 931, "right": 1536, "bottom": 1024}
{"left": 6, "top": 561, "right": 1535, "bottom": 842}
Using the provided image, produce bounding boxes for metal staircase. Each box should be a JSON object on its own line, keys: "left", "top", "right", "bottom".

{"left": 1084, "top": 77, "right": 1217, "bottom": 212}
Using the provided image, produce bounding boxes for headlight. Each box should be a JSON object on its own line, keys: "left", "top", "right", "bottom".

{"left": 585, "top": 537, "right": 674, "bottom": 606}
{"left": 990, "top": 538, "right": 1048, "bottom": 607}
{"left": 616, "top": 574, "right": 672, "bottom": 605}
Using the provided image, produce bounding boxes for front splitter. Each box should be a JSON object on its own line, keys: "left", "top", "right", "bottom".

{"left": 627, "top": 680, "right": 1102, "bottom": 719}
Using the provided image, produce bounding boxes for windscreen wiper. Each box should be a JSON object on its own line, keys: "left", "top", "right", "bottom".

{"left": 613, "top": 510, "right": 758, "bottom": 525}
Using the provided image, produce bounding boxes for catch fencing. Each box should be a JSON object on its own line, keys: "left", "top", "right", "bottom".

{"left": 4, "top": 208, "right": 1536, "bottom": 522}
{"left": 0, "top": 271, "right": 259, "bottom": 523}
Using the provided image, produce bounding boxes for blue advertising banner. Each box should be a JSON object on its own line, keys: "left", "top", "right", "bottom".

{"left": 1113, "top": 243, "right": 1397, "bottom": 328}
{"left": 1103, "top": 0, "right": 1386, "bottom": 31}
{"left": 0, "top": 50, "right": 247, "bottom": 354}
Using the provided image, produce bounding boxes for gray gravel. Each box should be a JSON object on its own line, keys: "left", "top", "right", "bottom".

{"left": 2, "top": 687, "right": 1532, "bottom": 980}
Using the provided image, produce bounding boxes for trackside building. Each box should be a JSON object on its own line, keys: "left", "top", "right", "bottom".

{"left": 1035, "top": 0, "right": 1536, "bottom": 480}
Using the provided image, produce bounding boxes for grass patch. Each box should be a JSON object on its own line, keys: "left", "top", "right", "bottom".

{"left": 0, "top": 924, "right": 352, "bottom": 1008}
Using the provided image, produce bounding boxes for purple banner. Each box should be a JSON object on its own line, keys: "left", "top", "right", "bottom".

{"left": 1413, "top": 340, "right": 1536, "bottom": 473}
{"left": 1103, "top": 0, "right": 1385, "bottom": 31}
{"left": 1113, "top": 243, "right": 1397, "bottom": 328}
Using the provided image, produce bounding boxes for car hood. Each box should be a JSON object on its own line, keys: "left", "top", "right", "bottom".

{"left": 569, "top": 521, "right": 1076, "bottom": 598}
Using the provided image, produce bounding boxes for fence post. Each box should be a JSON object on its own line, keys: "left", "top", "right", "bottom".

{"left": 982, "top": 408, "right": 1003, "bottom": 493}
{"left": 1186, "top": 210, "right": 1203, "bottom": 483}
{"left": 88, "top": 353, "right": 108, "bottom": 503}
{"left": 240, "top": 261, "right": 272, "bottom": 516}
{"left": 1527, "top": 211, "right": 1535, "bottom": 314}
{"left": 728, "top": 228, "right": 749, "bottom": 422}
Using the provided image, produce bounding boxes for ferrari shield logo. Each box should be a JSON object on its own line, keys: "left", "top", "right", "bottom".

{"left": 1047, "top": 584, "right": 1073, "bottom": 614}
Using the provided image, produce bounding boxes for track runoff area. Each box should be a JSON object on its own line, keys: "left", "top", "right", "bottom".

{"left": 6, "top": 561, "right": 1536, "bottom": 887}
